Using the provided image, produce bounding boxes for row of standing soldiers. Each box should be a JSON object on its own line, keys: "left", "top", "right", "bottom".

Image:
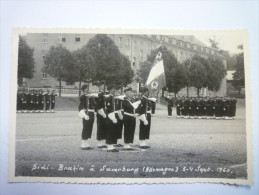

{"left": 166, "top": 96, "right": 237, "bottom": 119}
{"left": 17, "top": 89, "right": 57, "bottom": 113}
{"left": 78, "top": 86, "right": 157, "bottom": 152}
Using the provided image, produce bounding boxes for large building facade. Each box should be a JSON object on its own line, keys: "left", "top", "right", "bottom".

{"left": 23, "top": 33, "right": 227, "bottom": 96}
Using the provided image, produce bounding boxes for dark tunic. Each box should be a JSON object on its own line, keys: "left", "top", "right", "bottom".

{"left": 122, "top": 98, "right": 136, "bottom": 144}
{"left": 79, "top": 94, "right": 96, "bottom": 140}
{"left": 138, "top": 96, "right": 151, "bottom": 140}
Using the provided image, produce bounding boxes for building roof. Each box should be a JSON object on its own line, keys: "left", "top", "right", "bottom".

{"left": 171, "top": 35, "right": 208, "bottom": 47}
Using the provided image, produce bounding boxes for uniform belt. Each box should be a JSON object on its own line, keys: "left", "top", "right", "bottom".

{"left": 87, "top": 109, "right": 95, "bottom": 112}
{"left": 147, "top": 111, "right": 151, "bottom": 113}
{"left": 124, "top": 112, "right": 135, "bottom": 117}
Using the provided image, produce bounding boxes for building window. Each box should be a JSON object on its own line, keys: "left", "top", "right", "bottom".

{"left": 193, "top": 45, "right": 197, "bottom": 50}
{"left": 133, "top": 40, "right": 137, "bottom": 50}
{"left": 43, "top": 33, "right": 48, "bottom": 43}
{"left": 147, "top": 43, "right": 151, "bottom": 53}
{"left": 59, "top": 34, "right": 66, "bottom": 43}
{"left": 42, "top": 72, "right": 47, "bottom": 79}
{"left": 126, "top": 39, "right": 131, "bottom": 49}
{"left": 176, "top": 40, "right": 180, "bottom": 46}
{"left": 42, "top": 50, "right": 47, "bottom": 61}
{"left": 172, "top": 39, "right": 176, "bottom": 44}
{"left": 156, "top": 35, "right": 160, "bottom": 40}
{"left": 119, "top": 37, "right": 123, "bottom": 47}
{"left": 164, "top": 36, "right": 169, "bottom": 42}
{"left": 132, "top": 57, "right": 137, "bottom": 67}
{"left": 187, "top": 43, "right": 190, "bottom": 48}
{"left": 75, "top": 34, "right": 80, "bottom": 42}
{"left": 147, "top": 35, "right": 152, "bottom": 38}
{"left": 140, "top": 50, "right": 143, "bottom": 62}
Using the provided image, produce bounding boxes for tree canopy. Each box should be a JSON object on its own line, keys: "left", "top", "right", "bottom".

{"left": 44, "top": 45, "right": 77, "bottom": 96}
{"left": 18, "top": 36, "right": 35, "bottom": 85}
{"left": 86, "top": 34, "right": 134, "bottom": 89}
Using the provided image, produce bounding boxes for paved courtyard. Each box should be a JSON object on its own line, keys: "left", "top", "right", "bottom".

{"left": 15, "top": 104, "right": 247, "bottom": 178}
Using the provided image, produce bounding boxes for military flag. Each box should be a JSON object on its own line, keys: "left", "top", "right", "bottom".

{"left": 145, "top": 51, "right": 166, "bottom": 92}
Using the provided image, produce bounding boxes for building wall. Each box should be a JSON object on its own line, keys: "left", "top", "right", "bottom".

{"left": 23, "top": 33, "right": 226, "bottom": 96}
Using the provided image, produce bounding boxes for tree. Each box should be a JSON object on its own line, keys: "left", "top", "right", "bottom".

{"left": 207, "top": 57, "right": 227, "bottom": 92}
{"left": 44, "top": 45, "right": 77, "bottom": 96}
{"left": 209, "top": 38, "right": 219, "bottom": 50}
{"left": 73, "top": 46, "right": 96, "bottom": 95}
{"left": 18, "top": 36, "right": 35, "bottom": 86}
{"left": 186, "top": 55, "right": 208, "bottom": 97}
{"left": 86, "top": 34, "right": 134, "bottom": 90}
{"left": 232, "top": 45, "right": 245, "bottom": 97}
{"left": 139, "top": 46, "right": 185, "bottom": 96}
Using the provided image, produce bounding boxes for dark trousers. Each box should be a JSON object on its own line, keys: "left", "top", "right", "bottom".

{"left": 45, "top": 102, "right": 50, "bottom": 111}
{"left": 97, "top": 113, "right": 106, "bottom": 140}
{"left": 167, "top": 105, "right": 172, "bottom": 116}
{"left": 115, "top": 113, "right": 123, "bottom": 139}
{"left": 27, "top": 102, "right": 32, "bottom": 111}
{"left": 105, "top": 118, "right": 118, "bottom": 145}
{"left": 21, "top": 103, "right": 27, "bottom": 110}
{"left": 151, "top": 103, "right": 156, "bottom": 114}
{"left": 139, "top": 113, "right": 151, "bottom": 140}
{"left": 51, "top": 102, "right": 55, "bottom": 110}
{"left": 215, "top": 106, "right": 221, "bottom": 117}
{"left": 123, "top": 114, "right": 136, "bottom": 144}
{"left": 82, "top": 112, "right": 95, "bottom": 140}
{"left": 39, "top": 102, "right": 44, "bottom": 110}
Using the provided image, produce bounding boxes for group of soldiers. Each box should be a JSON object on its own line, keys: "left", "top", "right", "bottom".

{"left": 78, "top": 85, "right": 157, "bottom": 152}
{"left": 16, "top": 89, "right": 57, "bottom": 113}
{"left": 166, "top": 96, "right": 237, "bottom": 119}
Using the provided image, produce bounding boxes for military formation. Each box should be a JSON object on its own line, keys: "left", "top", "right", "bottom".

{"left": 78, "top": 85, "right": 157, "bottom": 152}
{"left": 16, "top": 89, "right": 57, "bottom": 113}
{"left": 166, "top": 96, "right": 237, "bottom": 119}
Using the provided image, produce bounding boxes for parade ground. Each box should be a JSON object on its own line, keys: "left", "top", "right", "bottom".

{"left": 15, "top": 100, "right": 247, "bottom": 179}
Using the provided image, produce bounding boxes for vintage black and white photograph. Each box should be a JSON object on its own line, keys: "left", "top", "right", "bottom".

{"left": 9, "top": 29, "right": 252, "bottom": 184}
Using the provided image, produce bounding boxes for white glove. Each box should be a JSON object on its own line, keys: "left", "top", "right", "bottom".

{"left": 78, "top": 109, "right": 86, "bottom": 118}
{"left": 118, "top": 110, "right": 123, "bottom": 120}
{"left": 108, "top": 112, "right": 117, "bottom": 123}
{"left": 98, "top": 108, "right": 106, "bottom": 118}
{"left": 144, "top": 120, "right": 148, "bottom": 125}
{"left": 84, "top": 115, "right": 89, "bottom": 120}
{"left": 112, "top": 119, "right": 118, "bottom": 124}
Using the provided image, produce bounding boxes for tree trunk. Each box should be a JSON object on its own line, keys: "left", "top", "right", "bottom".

{"left": 187, "top": 86, "right": 189, "bottom": 97}
{"left": 174, "top": 93, "right": 177, "bottom": 97}
{"left": 78, "top": 79, "right": 81, "bottom": 96}
{"left": 59, "top": 79, "right": 62, "bottom": 97}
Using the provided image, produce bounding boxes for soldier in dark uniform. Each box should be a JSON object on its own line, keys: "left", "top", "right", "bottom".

{"left": 34, "top": 90, "right": 40, "bottom": 112}
{"left": 104, "top": 91, "right": 119, "bottom": 152}
{"left": 224, "top": 97, "right": 231, "bottom": 119}
{"left": 230, "top": 97, "right": 237, "bottom": 119}
{"left": 96, "top": 91, "right": 107, "bottom": 148}
{"left": 78, "top": 85, "right": 96, "bottom": 150}
{"left": 150, "top": 94, "right": 157, "bottom": 116}
{"left": 114, "top": 94, "right": 125, "bottom": 147}
{"left": 214, "top": 97, "right": 222, "bottom": 119}
{"left": 179, "top": 97, "right": 184, "bottom": 118}
{"left": 189, "top": 97, "right": 195, "bottom": 119}
{"left": 183, "top": 97, "right": 190, "bottom": 118}
{"left": 44, "top": 90, "right": 51, "bottom": 112}
{"left": 122, "top": 87, "right": 141, "bottom": 150}
{"left": 137, "top": 87, "right": 151, "bottom": 149}
{"left": 50, "top": 90, "right": 57, "bottom": 112}
{"left": 165, "top": 95, "right": 174, "bottom": 118}
{"left": 17, "top": 89, "right": 22, "bottom": 113}
{"left": 21, "top": 89, "right": 28, "bottom": 112}
{"left": 175, "top": 97, "right": 181, "bottom": 118}
{"left": 26, "top": 90, "right": 32, "bottom": 112}
{"left": 38, "top": 90, "right": 45, "bottom": 112}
